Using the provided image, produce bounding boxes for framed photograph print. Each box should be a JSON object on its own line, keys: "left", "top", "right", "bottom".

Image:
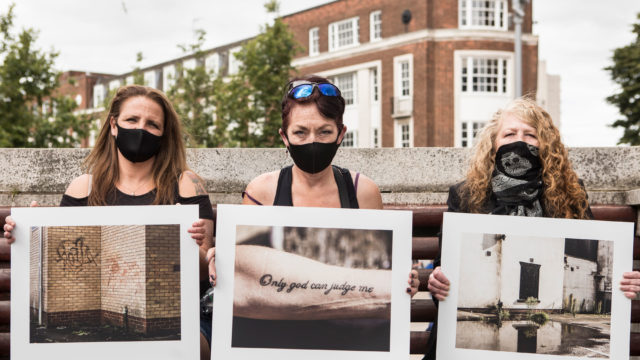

{"left": 437, "top": 212, "right": 634, "bottom": 360}
{"left": 10, "top": 205, "right": 200, "bottom": 360}
{"left": 212, "top": 204, "right": 413, "bottom": 360}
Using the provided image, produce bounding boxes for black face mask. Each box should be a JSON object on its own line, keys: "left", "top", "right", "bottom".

{"left": 115, "top": 124, "right": 162, "bottom": 163}
{"left": 286, "top": 134, "right": 340, "bottom": 174}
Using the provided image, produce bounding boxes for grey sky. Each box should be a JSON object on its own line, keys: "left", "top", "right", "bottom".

{"left": 11, "top": 0, "right": 640, "bottom": 146}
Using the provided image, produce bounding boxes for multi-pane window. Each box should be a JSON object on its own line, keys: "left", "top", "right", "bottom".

{"left": 342, "top": 131, "right": 355, "bottom": 147}
{"left": 401, "top": 124, "right": 411, "bottom": 148}
{"left": 332, "top": 73, "right": 356, "bottom": 105}
{"left": 461, "top": 57, "right": 508, "bottom": 94}
{"left": 329, "top": 17, "right": 359, "bottom": 52}
{"left": 309, "top": 27, "right": 320, "bottom": 56}
{"left": 93, "top": 84, "right": 105, "bottom": 108}
{"left": 460, "top": 121, "right": 485, "bottom": 147}
{"left": 459, "top": 0, "right": 507, "bottom": 30}
{"left": 370, "top": 10, "right": 382, "bottom": 42}
{"left": 228, "top": 46, "right": 242, "bottom": 75}
{"left": 163, "top": 65, "right": 176, "bottom": 91}
{"left": 144, "top": 70, "right": 157, "bottom": 89}
{"left": 205, "top": 53, "right": 220, "bottom": 76}
{"left": 400, "top": 61, "right": 411, "bottom": 96}
{"left": 371, "top": 68, "right": 379, "bottom": 102}
{"left": 373, "top": 128, "right": 380, "bottom": 148}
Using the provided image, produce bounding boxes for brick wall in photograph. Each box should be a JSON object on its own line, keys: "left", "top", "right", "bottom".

{"left": 144, "top": 225, "right": 181, "bottom": 331}
{"left": 44, "top": 226, "right": 101, "bottom": 314}
{"left": 100, "top": 225, "right": 146, "bottom": 324}
{"left": 29, "top": 227, "right": 41, "bottom": 314}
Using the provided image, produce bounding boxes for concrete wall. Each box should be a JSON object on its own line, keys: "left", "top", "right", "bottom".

{"left": 563, "top": 255, "right": 598, "bottom": 312}
{"left": 1, "top": 147, "right": 639, "bottom": 207}
{"left": 458, "top": 233, "right": 501, "bottom": 308}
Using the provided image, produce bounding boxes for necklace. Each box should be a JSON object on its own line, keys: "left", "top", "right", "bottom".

{"left": 118, "top": 178, "right": 153, "bottom": 196}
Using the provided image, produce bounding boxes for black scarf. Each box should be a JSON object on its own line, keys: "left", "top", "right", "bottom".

{"left": 490, "top": 141, "right": 543, "bottom": 217}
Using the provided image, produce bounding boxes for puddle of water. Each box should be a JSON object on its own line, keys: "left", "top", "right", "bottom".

{"left": 455, "top": 320, "right": 610, "bottom": 358}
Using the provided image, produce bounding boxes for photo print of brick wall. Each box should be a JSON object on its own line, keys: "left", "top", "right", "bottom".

{"left": 29, "top": 225, "right": 181, "bottom": 343}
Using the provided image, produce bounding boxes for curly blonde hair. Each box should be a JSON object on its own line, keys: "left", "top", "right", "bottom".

{"left": 460, "top": 97, "right": 590, "bottom": 219}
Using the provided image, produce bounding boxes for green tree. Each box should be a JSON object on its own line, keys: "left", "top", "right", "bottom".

{"left": 221, "top": 0, "right": 300, "bottom": 147}
{"left": 0, "top": 4, "right": 87, "bottom": 147}
{"left": 168, "top": 29, "right": 218, "bottom": 147}
{"left": 606, "top": 13, "right": 640, "bottom": 145}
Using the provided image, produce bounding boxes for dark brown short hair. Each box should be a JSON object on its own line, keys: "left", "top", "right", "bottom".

{"left": 281, "top": 75, "right": 346, "bottom": 133}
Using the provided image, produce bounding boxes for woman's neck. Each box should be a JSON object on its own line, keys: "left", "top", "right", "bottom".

{"left": 116, "top": 152, "right": 155, "bottom": 194}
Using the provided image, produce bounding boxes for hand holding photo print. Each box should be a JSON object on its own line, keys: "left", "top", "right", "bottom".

{"left": 212, "top": 205, "right": 412, "bottom": 360}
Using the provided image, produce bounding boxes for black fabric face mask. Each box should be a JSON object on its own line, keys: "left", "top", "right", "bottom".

{"left": 115, "top": 124, "right": 162, "bottom": 163}
{"left": 286, "top": 134, "right": 340, "bottom": 174}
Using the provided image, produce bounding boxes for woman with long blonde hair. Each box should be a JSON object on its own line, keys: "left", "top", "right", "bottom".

{"left": 424, "top": 97, "right": 640, "bottom": 359}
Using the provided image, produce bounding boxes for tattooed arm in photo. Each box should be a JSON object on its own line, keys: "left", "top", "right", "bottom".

{"left": 232, "top": 245, "right": 393, "bottom": 320}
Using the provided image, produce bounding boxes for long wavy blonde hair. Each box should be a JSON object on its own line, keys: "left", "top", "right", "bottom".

{"left": 84, "top": 85, "right": 187, "bottom": 206}
{"left": 460, "top": 97, "right": 589, "bottom": 219}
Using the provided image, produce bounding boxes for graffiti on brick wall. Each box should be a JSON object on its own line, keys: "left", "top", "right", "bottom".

{"left": 106, "top": 255, "right": 142, "bottom": 298}
{"left": 55, "top": 237, "right": 100, "bottom": 272}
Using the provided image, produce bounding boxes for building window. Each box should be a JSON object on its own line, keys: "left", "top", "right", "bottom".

{"left": 395, "top": 120, "right": 412, "bottom": 147}
{"left": 108, "top": 79, "right": 121, "bottom": 91}
{"left": 373, "top": 127, "right": 380, "bottom": 148}
{"left": 460, "top": 121, "right": 485, "bottom": 147}
{"left": 144, "top": 70, "right": 157, "bottom": 89}
{"left": 332, "top": 73, "right": 356, "bottom": 106}
{"left": 461, "top": 57, "right": 508, "bottom": 94}
{"left": 401, "top": 124, "right": 410, "bottom": 147}
{"left": 163, "top": 65, "right": 176, "bottom": 92}
{"left": 309, "top": 27, "right": 320, "bottom": 56}
{"left": 400, "top": 61, "right": 411, "bottom": 96}
{"left": 342, "top": 131, "right": 355, "bottom": 147}
{"left": 93, "top": 84, "right": 105, "bottom": 108}
{"left": 329, "top": 17, "right": 359, "bottom": 52}
{"left": 228, "top": 46, "right": 242, "bottom": 75}
{"left": 370, "top": 10, "right": 382, "bottom": 42}
{"left": 459, "top": 0, "right": 507, "bottom": 30}
{"left": 205, "top": 53, "right": 220, "bottom": 76}
{"left": 371, "top": 68, "right": 379, "bottom": 102}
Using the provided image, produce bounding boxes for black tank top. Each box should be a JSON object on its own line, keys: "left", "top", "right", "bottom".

{"left": 273, "top": 165, "right": 359, "bottom": 208}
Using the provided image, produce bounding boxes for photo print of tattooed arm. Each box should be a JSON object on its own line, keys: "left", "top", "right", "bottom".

{"left": 232, "top": 245, "right": 392, "bottom": 320}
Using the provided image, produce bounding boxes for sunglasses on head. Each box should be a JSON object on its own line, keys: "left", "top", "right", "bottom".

{"left": 286, "top": 80, "right": 341, "bottom": 99}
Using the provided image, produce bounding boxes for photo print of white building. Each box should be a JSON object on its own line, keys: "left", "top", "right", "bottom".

{"left": 455, "top": 233, "right": 613, "bottom": 357}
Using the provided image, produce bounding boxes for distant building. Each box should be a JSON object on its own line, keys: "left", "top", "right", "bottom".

{"left": 85, "top": 0, "right": 539, "bottom": 148}
{"left": 537, "top": 60, "right": 561, "bottom": 129}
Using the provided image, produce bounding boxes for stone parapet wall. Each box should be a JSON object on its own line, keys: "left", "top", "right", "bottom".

{"left": 0, "top": 147, "right": 639, "bottom": 206}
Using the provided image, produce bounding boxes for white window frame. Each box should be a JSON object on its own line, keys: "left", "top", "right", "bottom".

{"left": 125, "top": 75, "right": 134, "bottom": 85}
{"left": 228, "top": 46, "right": 242, "bottom": 75}
{"left": 394, "top": 119, "right": 413, "bottom": 148}
{"left": 371, "top": 67, "right": 379, "bottom": 103}
{"left": 393, "top": 54, "right": 413, "bottom": 99}
{"left": 205, "top": 53, "right": 220, "bottom": 76}
{"left": 341, "top": 130, "right": 357, "bottom": 148}
{"left": 459, "top": 0, "right": 508, "bottom": 30}
{"left": 309, "top": 27, "right": 320, "bottom": 56}
{"left": 372, "top": 127, "right": 380, "bottom": 148}
{"left": 144, "top": 70, "right": 157, "bottom": 89}
{"left": 370, "top": 10, "right": 382, "bottom": 42}
{"left": 108, "top": 79, "right": 121, "bottom": 91}
{"left": 460, "top": 121, "right": 486, "bottom": 148}
{"left": 328, "top": 16, "right": 359, "bottom": 52}
{"left": 163, "top": 65, "right": 176, "bottom": 92}
{"left": 460, "top": 55, "right": 510, "bottom": 95}
{"left": 93, "top": 84, "right": 105, "bottom": 108}
{"left": 331, "top": 72, "right": 357, "bottom": 107}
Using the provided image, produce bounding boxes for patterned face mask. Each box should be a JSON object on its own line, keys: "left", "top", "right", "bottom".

{"left": 491, "top": 141, "right": 544, "bottom": 217}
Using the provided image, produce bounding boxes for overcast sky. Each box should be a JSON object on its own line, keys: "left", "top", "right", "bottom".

{"left": 10, "top": 0, "right": 640, "bottom": 146}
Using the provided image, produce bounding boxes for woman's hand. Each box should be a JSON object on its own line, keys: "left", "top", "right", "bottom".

{"left": 3, "top": 201, "right": 38, "bottom": 244}
{"left": 206, "top": 247, "right": 216, "bottom": 286}
{"left": 620, "top": 271, "right": 640, "bottom": 299}
{"left": 407, "top": 269, "right": 420, "bottom": 297}
{"left": 427, "top": 266, "right": 450, "bottom": 301}
{"left": 188, "top": 219, "right": 207, "bottom": 246}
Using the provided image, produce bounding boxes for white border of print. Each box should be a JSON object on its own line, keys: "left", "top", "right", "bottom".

{"left": 10, "top": 205, "right": 200, "bottom": 360}
{"left": 212, "top": 204, "right": 413, "bottom": 360}
{"left": 437, "top": 212, "right": 634, "bottom": 360}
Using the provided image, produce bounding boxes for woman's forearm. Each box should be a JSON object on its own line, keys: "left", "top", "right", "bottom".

{"left": 233, "top": 245, "right": 391, "bottom": 320}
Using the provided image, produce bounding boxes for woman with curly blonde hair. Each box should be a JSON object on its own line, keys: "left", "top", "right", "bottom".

{"left": 423, "top": 97, "right": 640, "bottom": 360}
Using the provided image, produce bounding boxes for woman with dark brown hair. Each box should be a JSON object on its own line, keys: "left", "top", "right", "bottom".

{"left": 424, "top": 97, "right": 640, "bottom": 359}
{"left": 4, "top": 85, "right": 215, "bottom": 359}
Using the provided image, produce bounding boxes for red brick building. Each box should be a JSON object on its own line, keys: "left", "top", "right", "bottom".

{"left": 281, "top": 0, "right": 538, "bottom": 147}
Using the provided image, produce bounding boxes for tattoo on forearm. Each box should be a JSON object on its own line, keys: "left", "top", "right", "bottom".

{"left": 259, "top": 274, "right": 374, "bottom": 295}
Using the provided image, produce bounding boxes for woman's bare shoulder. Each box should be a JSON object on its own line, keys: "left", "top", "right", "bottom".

{"left": 243, "top": 170, "right": 280, "bottom": 205}
{"left": 65, "top": 174, "right": 92, "bottom": 197}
